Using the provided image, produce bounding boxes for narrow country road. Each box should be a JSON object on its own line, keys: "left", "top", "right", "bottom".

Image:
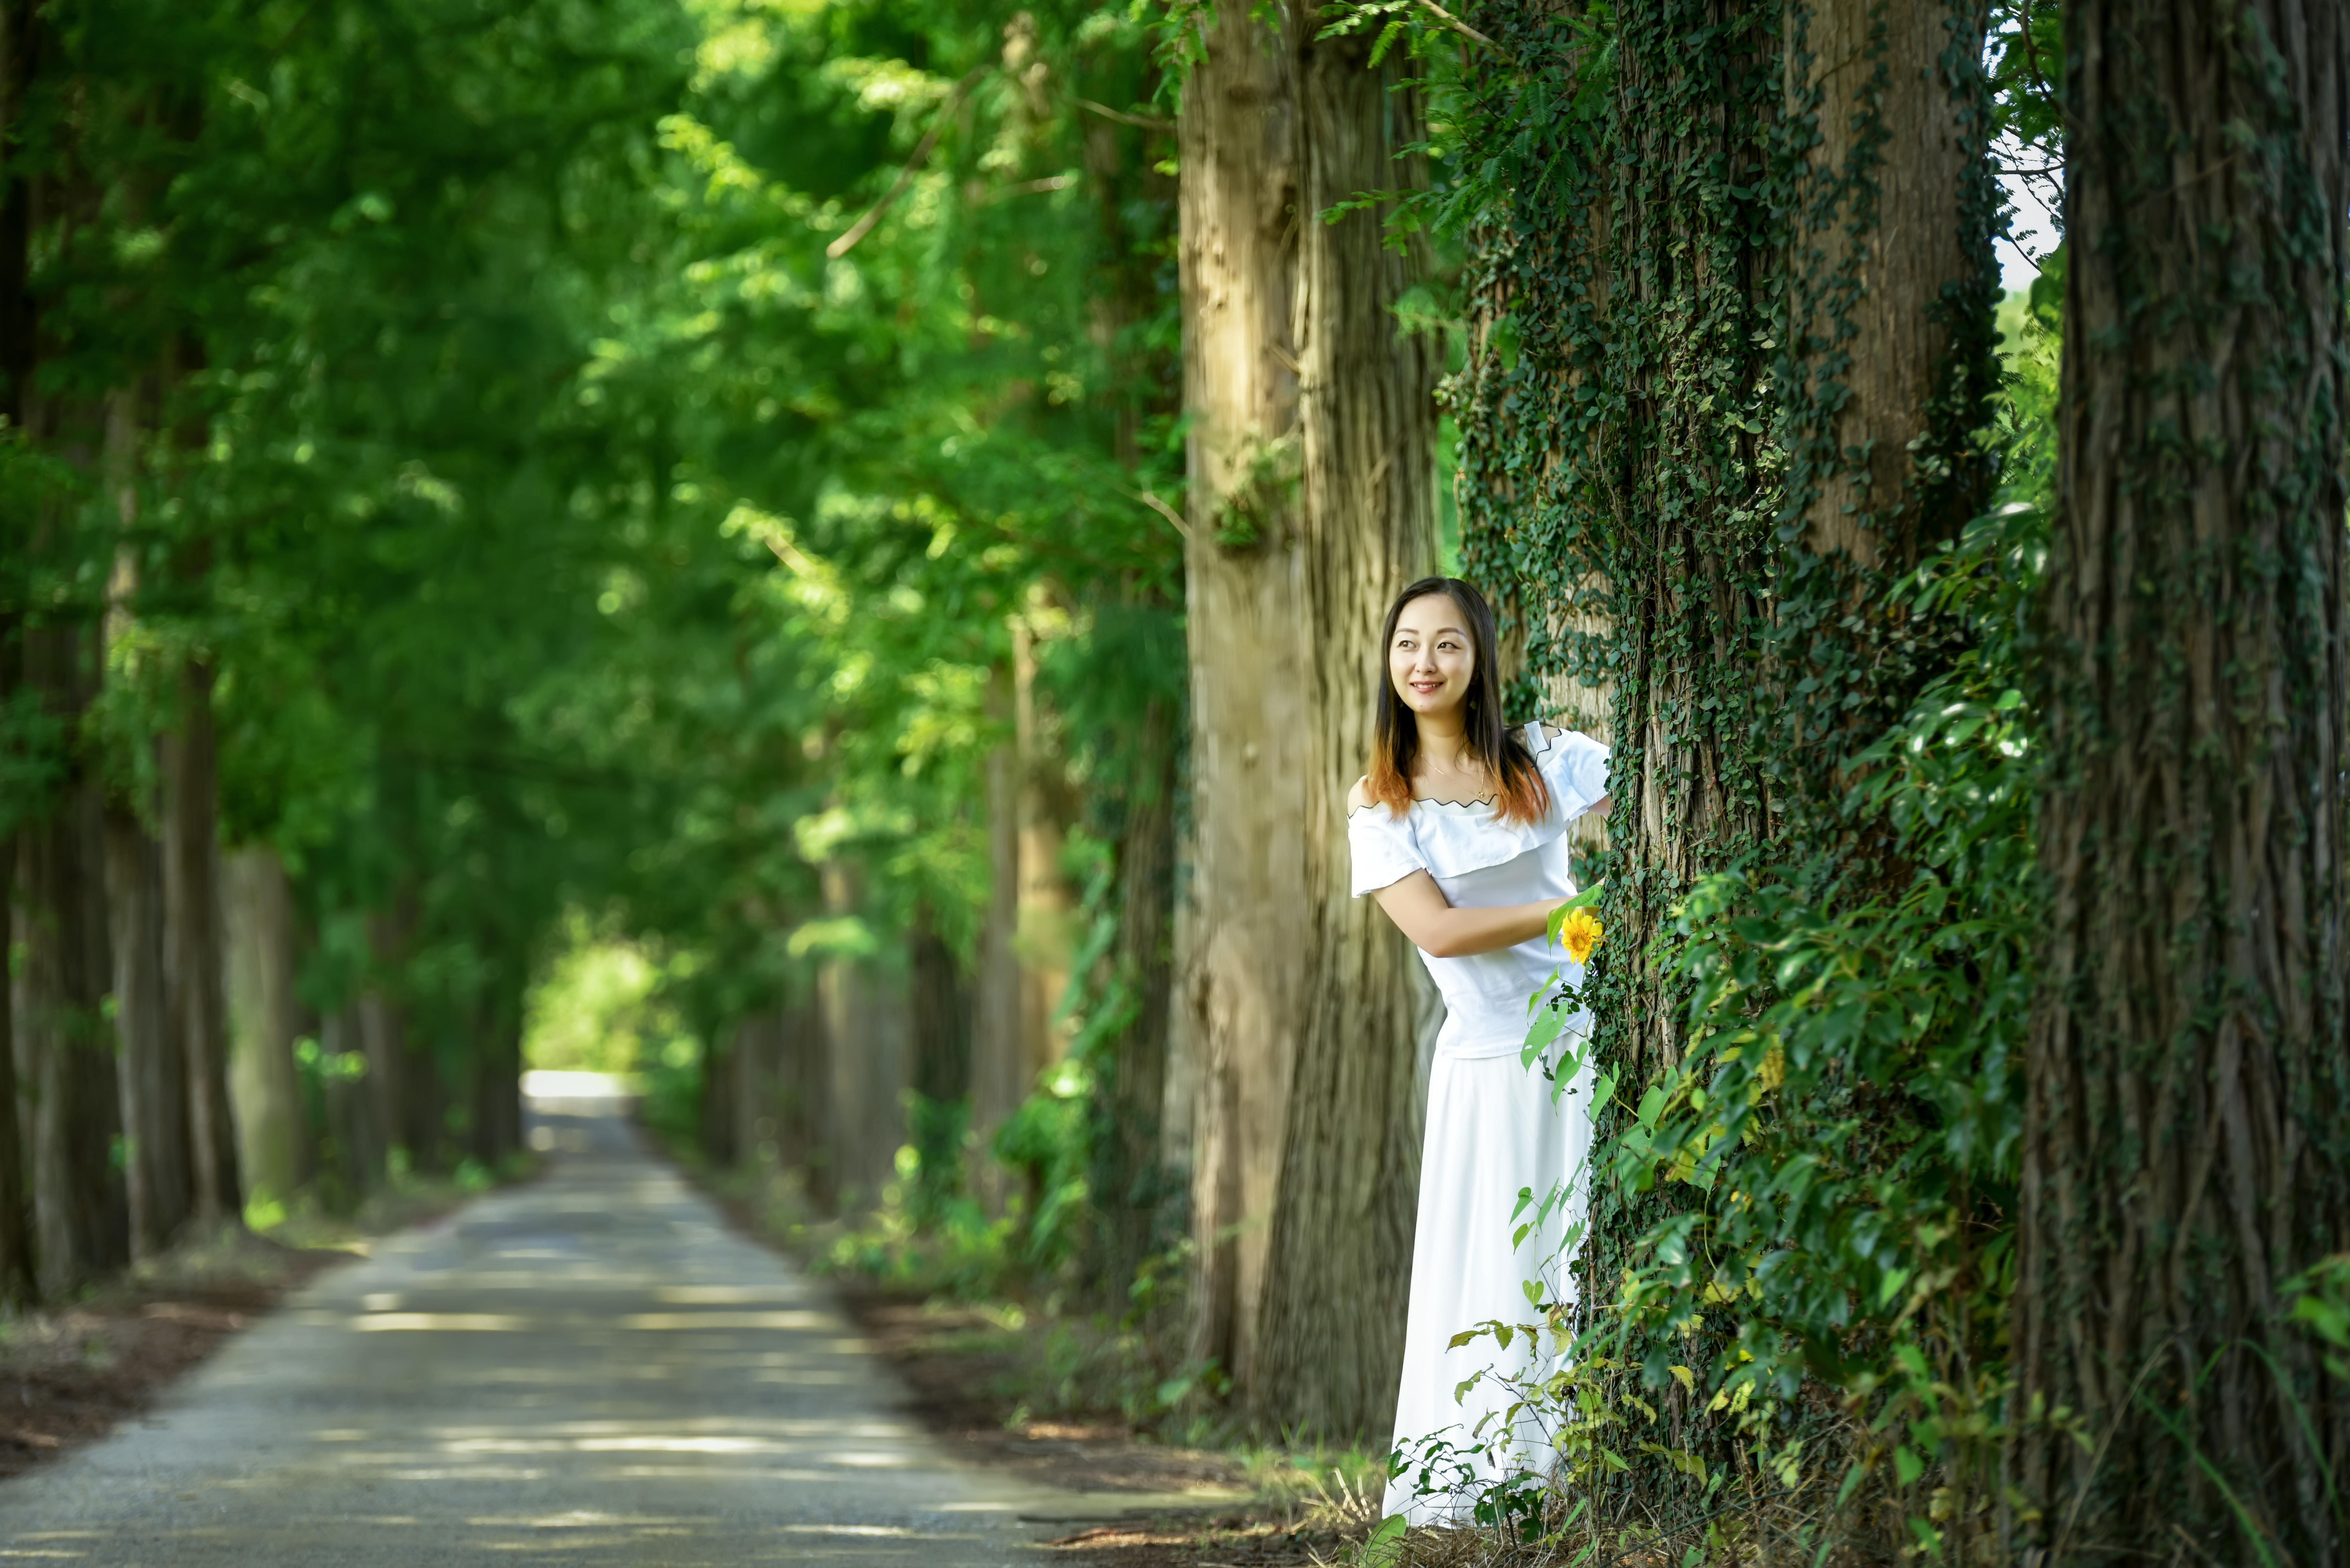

{"left": 0, "top": 1084, "right": 1091, "bottom": 1565}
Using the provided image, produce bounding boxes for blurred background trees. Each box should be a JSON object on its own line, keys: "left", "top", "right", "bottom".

{"left": 0, "top": 0, "right": 1197, "bottom": 1285}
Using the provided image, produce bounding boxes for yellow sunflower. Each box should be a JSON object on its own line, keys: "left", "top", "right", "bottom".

{"left": 1559, "top": 905, "right": 1603, "bottom": 966}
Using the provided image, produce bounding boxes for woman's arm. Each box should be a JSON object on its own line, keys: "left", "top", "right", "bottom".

{"left": 1371, "top": 871, "right": 1563, "bottom": 959}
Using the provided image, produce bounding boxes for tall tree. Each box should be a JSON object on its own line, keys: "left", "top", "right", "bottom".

{"left": 157, "top": 655, "right": 239, "bottom": 1227}
{"left": 2013, "top": 0, "right": 2350, "bottom": 1559}
{"left": 19, "top": 623, "right": 130, "bottom": 1293}
{"left": 223, "top": 845, "right": 310, "bottom": 1206}
{"left": 1175, "top": 5, "right": 1439, "bottom": 1434}
{"left": 1175, "top": 0, "right": 1313, "bottom": 1404}
{"left": 1250, "top": 31, "right": 1440, "bottom": 1439}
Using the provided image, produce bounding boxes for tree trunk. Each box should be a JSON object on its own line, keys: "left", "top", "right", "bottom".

{"left": 355, "top": 983, "right": 405, "bottom": 1179}
{"left": 1775, "top": 0, "right": 2003, "bottom": 825}
{"left": 320, "top": 1004, "right": 383, "bottom": 1199}
{"left": 1249, "top": 31, "right": 1442, "bottom": 1440}
{"left": 105, "top": 807, "right": 190, "bottom": 1257}
{"left": 908, "top": 911, "right": 970, "bottom": 1214}
{"left": 731, "top": 1009, "right": 774, "bottom": 1174}
{"left": 1175, "top": 0, "right": 1309, "bottom": 1403}
{"left": 223, "top": 845, "right": 309, "bottom": 1209}
{"left": 816, "top": 863, "right": 907, "bottom": 1209}
{"left": 967, "top": 658, "right": 1024, "bottom": 1205}
{"left": 18, "top": 625, "right": 129, "bottom": 1294}
{"left": 1086, "top": 690, "right": 1181, "bottom": 1301}
{"left": 774, "top": 988, "right": 825, "bottom": 1197}
{"left": 0, "top": 626, "right": 33, "bottom": 1305}
{"left": 1013, "top": 610, "right": 1075, "bottom": 1080}
{"left": 469, "top": 991, "right": 521, "bottom": 1170}
{"left": 160, "top": 657, "right": 240, "bottom": 1224}
{"left": 0, "top": 817, "right": 31, "bottom": 1305}
{"left": 699, "top": 1024, "right": 737, "bottom": 1167}
{"left": 1781, "top": 0, "right": 2000, "bottom": 574}
{"left": 2012, "top": 2, "right": 2350, "bottom": 1559}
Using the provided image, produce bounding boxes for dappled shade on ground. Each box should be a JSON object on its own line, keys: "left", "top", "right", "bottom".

{"left": 0, "top": 1089, "right": 1123, "bottom": 1565}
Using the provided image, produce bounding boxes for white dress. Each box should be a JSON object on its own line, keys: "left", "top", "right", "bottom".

{"left": 1349, "top": 723, "right": 1612, "bottom": 1525}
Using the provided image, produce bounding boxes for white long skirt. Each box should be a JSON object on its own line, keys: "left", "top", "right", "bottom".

{"left": 1382, "top": 1049, "right": 1595, "bottom": 1526}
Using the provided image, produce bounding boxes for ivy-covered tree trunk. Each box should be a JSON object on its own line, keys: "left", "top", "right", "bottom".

{"left": 1779, "top": 0, "right": 2000, "bottom": 579}
{"left": 2012, "top": 1, "right": 2350, "bottom": 1559}
{"left": 1251, "top": 32, "right": 1439, "bottom": 1440}
{"left": 1174, "top": 0, "right": 1309, "bottom": 1399}
{"left": 1462, "top": 0, "right": 1782, "bottom": 1106}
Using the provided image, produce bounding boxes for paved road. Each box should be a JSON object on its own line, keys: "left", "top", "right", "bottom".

{"left": 0, "top": 1084, "right": 1091, "bottom": 1565}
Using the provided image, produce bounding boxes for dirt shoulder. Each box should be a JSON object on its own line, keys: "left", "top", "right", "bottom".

{"left": 0, "top": 1172, "right": 518, "bottom": 1484}
{"left": 0, "top": 1231, "right": 350, "bottom": 1480}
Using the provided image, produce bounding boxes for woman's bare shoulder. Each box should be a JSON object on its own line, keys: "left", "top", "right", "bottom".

{"left": 1346, "top": 775, "right": 1371, "bottom": 811}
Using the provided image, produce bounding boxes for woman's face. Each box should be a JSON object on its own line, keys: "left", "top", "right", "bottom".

{"left": 1389, "top": 592, "right": 1475, "bottom": 720}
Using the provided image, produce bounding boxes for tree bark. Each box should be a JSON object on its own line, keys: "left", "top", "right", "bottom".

{"left": 105, "top": 807, "right": 190, "bottom": 1256}
{"left": 1086, "top": 690, "right": 1181, "bottom": 1301}
{"left": 967, "top": 658, "right": 1024, "bottom": 1206}
{"left": 17, "top": 625, "right": 129, "bottom": 1294}
{"left": 773, "top": 988, "right": 825, "bottom": 1195}
{"left": 1013, "top": 611, "right": 1075, "bottom": 1083}
{"left": 320, "top": 1004, "right": 384, "bottom": 1198}
{"left": 1781, "top": 0, "right": 2000, "bottom": 573}
{"left": 160, "top": 657, "right": 240, "bottom": 1224}
{"left": 1175, "top": 0, "right": 1309, "bottom": 1403}
{"left": 1249, "top": 31, "right": 1441, "bottom": 1440}
{"left": 731, "top": 1009, "right": 774, "bottom": 1175}
{"left": 816, "top": 863, "right": 907, "bottom": 1208}
{"left": 223, "top": 845, "right": 309, "bottom": 1208}
{"left": 468, "top": 991, "right": 521, "bottom": 1170}
{"left": 0, "top": 816, "right": 31, "bottom": 1305}
{"left": 2012, "top": 1, "right": 2350, "bottom": 1559}
{"left": 356, "top": 938, "right": 406, "bottom": 1181}
{"left": 699, "top": 1025, "right": 737, "bottom": 1167}
{"left": 908, "top": 910, "right": 970, "bottom": 1214}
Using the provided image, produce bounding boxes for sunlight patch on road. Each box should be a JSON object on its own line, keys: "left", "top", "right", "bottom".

{"left": 779, "top": 1525, "right": 919, "bottom": 1538}
{"left": 653, "top": 1285, "right": 806, "bottom": 1305}
{"left": 355, "top": 1313, "right": 530, "bottom": 1332}
{"left": 464, "top": 1511, "right": 691, "bottom": 1529}
{"left": 619, "top": 1310, "right": 833, "bottom": 1330}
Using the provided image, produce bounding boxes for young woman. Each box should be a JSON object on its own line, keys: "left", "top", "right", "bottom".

{"left": 1347, "top": 575, "right": 1611, "bottom": 1525}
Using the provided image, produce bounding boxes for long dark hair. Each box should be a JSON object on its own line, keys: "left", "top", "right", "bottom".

{"left": 1363, "top": 575, "right": 1550, "bottom": 825}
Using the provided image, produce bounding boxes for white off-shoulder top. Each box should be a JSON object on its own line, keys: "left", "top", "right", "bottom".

{"left": 1348, "top": 723, "right": 1612, "bottom": 1059}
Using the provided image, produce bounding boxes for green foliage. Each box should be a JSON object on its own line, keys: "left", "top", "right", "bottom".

{"left": 9, "top": 0, "right": 1184, "bottom": 1186}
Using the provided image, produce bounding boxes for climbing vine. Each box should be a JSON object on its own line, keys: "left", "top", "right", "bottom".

{"left": 1368, "top": 0, "right": 2048, "bottom": 1556}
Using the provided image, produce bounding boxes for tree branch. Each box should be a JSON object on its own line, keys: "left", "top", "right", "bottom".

{"left": 1075, "top": 98, "right": 1174, "bottom": 134}
{"left": 826, "top": 67, "right": 988, "bottom": 261}
{"left": 1414, "top": 0, "right": 1497, "bottom": 49}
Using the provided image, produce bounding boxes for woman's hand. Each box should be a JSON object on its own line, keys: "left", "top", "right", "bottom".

{"left": 1371, "top": 871, "right": 1565, "bottom": 959}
